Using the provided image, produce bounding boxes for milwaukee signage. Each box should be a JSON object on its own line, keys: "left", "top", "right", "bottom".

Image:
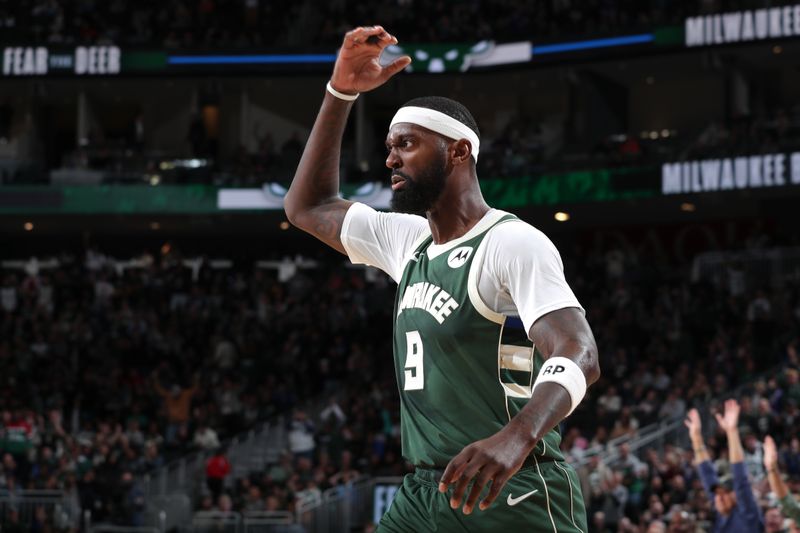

{"left": 662, "top": 153, "right": 800, "bottom": 195}
{"left": 685, "top": 5, "right": 800, "bottom": 47}
{"left": 2, "top": 46, "right": 121, "bottom": 76}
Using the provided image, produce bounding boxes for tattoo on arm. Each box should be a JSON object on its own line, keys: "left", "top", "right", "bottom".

{"left": 310, "top": 202, "right": 351, "bottom": 253}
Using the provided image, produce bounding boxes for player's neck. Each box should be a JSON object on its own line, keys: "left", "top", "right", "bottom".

{"left": 426, "top": 180, "right": 490, "bottom": 245}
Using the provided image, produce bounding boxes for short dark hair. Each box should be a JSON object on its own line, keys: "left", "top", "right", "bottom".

{"left": 710, "top": 474, "right": 733, "bottom": 492}
{"left": 402, "top": 96, "right": 480, "bottom": 139}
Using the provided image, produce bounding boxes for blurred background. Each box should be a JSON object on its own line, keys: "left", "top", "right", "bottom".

{"left": 1, "top": 0, "right": 800, "bottom": 532}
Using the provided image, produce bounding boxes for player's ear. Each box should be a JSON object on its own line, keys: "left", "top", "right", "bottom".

{"left": 450, "top": 139, "right": 472, "bottom": 166}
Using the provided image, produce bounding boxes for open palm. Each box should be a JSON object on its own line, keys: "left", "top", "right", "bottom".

{"left": 714, "top": 399, "right": 740, "bottom": 433}
{"left": 763, "top": 435, "right": 778, "bottom": 469}
{"left": 684, "top": 408, "right": 702, "bottom": 437}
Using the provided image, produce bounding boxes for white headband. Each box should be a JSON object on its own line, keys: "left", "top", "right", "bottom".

{"left": 390, "top": 106, "right": 480, "bottom": 162}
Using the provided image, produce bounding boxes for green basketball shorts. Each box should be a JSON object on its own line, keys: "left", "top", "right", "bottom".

{"left": 376, "top": 459, "right": 587, "bottom": 532}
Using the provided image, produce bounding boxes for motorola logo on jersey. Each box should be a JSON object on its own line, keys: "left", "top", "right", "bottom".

{"left": 447, "top": 246, "right": 473, "bottom": 268}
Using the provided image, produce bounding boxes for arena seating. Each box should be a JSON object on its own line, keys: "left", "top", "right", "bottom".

{"left": 2, "top": 231, "right": 798, "bottom": 530}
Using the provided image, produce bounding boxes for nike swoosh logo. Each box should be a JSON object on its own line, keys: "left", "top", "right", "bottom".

{"left": 507, "top": 489, "right": 538, "bottom": 506}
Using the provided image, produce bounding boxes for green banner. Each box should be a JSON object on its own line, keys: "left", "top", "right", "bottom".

{"left": 480, "top": 167, "right": 656, "bottom": 209}
{"left": 0, "top": 185, "right": 218, "bottom": 214}
{"left": 0, "top": 166, "right": 661, "bottom": 215}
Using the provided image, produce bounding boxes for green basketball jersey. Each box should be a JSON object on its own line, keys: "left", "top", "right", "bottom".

{"left": 393, "top": 213, "right": 564, "bottom": 467}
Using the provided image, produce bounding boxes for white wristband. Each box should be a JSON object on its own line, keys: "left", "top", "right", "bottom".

{"left": 326, "top": 81, "right": 359, "bottom": 101}
{"left": 532, "top": 357, "right": 587, "bottom": 417}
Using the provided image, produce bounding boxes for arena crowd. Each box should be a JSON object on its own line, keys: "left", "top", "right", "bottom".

{"left": 0, "top": 224, "right": 798, "bottom": 530}
{"left": 0, "top": 0, "right": 774, "bottom": 49}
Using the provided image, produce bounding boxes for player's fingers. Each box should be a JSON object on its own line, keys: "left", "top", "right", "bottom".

{"left": 353, "top": 25, "right": 386, "bottom": 43}
{"left": 479, "top": 472, "right": 511, "bottom": 511}
{"left": 374, "top": 31, "right": 398, "bottom": 49}
{"left": 439, "top": 451, "right": 472, "bottom": 492}
{"left": 714, "top": 413, "right": 724, "bottom": 426}
{"left": 450, "top": 461, "right": 483, "bottom": 509}
{"left": 381, "top": 56, "right": 411, "bottom": 79}
{"left": 343, "top": 28, "right": 361, "bottom": 42}
{"left": 359, "top": 26, "right": 392, "bottom": 43}
{"left": 361, "top": 25, "right": 386, "bottom": 36}
{"left": 344, "top": 27, "right": 371, "bottom": 47}
{"left": 463, "top": 467, "right": 497, "bottom": 515}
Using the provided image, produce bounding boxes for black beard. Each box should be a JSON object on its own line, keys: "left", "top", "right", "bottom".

{"left": 389, "top": 157, "right": 447, "bottom": 215}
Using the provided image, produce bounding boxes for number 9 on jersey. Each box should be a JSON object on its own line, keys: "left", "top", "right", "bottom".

{"left": 403, "top": 330, "right": 424, "bottom": 391}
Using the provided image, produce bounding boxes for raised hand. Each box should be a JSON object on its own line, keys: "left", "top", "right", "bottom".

{"left": 764, "top": 435, "right": 779, "bottom": 470}
{"left": 330, "top": 26, "right": 411, "bottom": 95}
{"left": 714, "top": 399, "right": 741, "bottom": 433}
{"left": 438, "top": 426, "right": 533, "bottom": 514}
{"left": 684, "top": 408, "right": 702, "bottom": 438}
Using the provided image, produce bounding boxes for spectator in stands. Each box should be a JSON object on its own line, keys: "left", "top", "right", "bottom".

{"left": 152, "top": 367, "right": 199, "bottom": 445}
{"left": 0, "top": 409, "right": 34, "bottom": 484}
{"left": 764, "top": 435, "right": 800, "bottom": 528}
{"left": 295, "top": 479, "right": 322, "bottom": 507}
{"left": 743, "top": 429, "right": 765, "bottom": 482}
{"left": 287, "top": 409, "right": 315, "bottom": 461}
{"left": 216, "top": 493, "right": 234, "bottom": 512}
{"left": 763, "top": 507, "right": 788, "bottom": 533}
{"left": 782, "top": 437, "right": 800, "bottom": 479}
{"left": 610, "top": 407, "right": 640, "bottom": 439}
{"left": 685, "top": 401, "right": 764, "bottom": 532}
{"left": 598, "top": 385, "right": 623, "bottom": 414}
{"left": 266, "top": 452, "right": 294, "bottom": 485}
{"left": 118, "top": 469, "right": 145, "bottom": 526}
{"left": 328, "top": 449, "right": 360, "bottom": 486}
{"left": 193, "top": 421, "right": 221, "bottom": 452}
{"left": 217, "top": 376, "right": 244, "bottom": 435}
{"left": 319, "top": 395, "right": 347, "bottom": 428}
{"left": 243, "top": 484, "right": 265, "bottom": 512}
{"left": 0, "top": 231, "right": 799, "bottom": 528}
{"left": 205, "top": 446, "right": 231, "bottom": 503}
{"left": 659, "top": 390, "right": 687, "bottom": 421}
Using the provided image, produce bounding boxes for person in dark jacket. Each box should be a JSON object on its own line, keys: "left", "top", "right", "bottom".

{"left": 685, "top": 399, "right": 764, "bottom": 533}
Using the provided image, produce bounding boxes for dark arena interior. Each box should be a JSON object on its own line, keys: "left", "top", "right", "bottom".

{"left": 1, "top": 1, "right": 800, "bottom": 532}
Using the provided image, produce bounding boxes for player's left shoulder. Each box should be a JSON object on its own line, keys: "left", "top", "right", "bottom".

{"left": 485, "top": 210, "right": 558, "bottom": 252}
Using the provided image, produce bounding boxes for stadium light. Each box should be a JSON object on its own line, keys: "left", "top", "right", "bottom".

{"left": 554, "top": 212, "right": 570, "bottom": 222}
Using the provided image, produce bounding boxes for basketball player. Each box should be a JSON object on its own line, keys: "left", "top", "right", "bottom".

{"left": 285, "top": 25, "right": 600, "bottom": 532}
